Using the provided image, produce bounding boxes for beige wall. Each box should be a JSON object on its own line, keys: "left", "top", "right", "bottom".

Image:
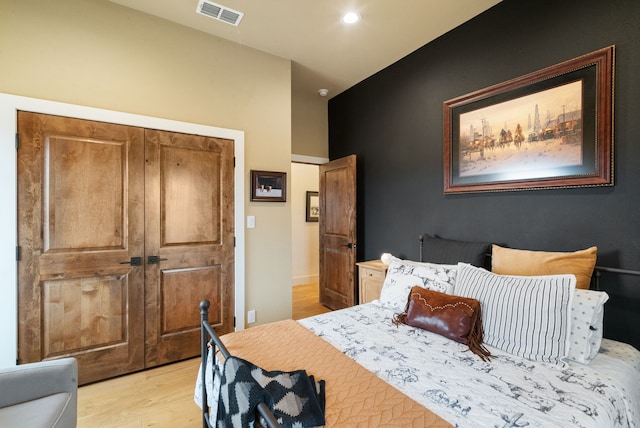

{"left": 291, "top": 163, "right": 320, "bottom": 286}
{"left": 0, "top": 0, "right": 293, "bottom": 330}
{"left": 292, "top": 83, "right": 329, "bottom": 159}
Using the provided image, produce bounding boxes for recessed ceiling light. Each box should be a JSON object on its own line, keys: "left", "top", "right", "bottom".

{"left": 341, "top": 12, "right": 360, "bottom": 24}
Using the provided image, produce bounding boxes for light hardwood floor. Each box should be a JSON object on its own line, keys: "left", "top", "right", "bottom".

{"left": 78, "top": 283, "right": 330, "bottom": 427}
{"left": 78, "top": 357, "right": 202, "bottom": 427}
{"left": 292, "top": 283, "right": 332, "bottom": 320}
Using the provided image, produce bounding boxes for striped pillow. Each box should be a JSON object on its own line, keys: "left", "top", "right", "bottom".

{"left": 454, "top": 263, "right": 575, "bottom": 365}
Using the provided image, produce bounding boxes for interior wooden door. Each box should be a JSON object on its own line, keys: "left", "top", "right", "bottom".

{"left": 319, "top": 155, "right": 357, "bottom": 310}
{"left": 144, "top": 129, "right": 235, "bottom": 367}
{"left": 17, "top": 112, "right": 145, "bottom": 385}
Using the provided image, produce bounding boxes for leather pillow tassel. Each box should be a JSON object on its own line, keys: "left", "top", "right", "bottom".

{"left": 393, "top": 286, "right": 491, "bottom": 361}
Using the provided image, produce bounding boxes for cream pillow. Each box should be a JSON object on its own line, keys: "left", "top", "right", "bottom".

{"left": 491, "top": 245, "right": 597, "bottom": 289}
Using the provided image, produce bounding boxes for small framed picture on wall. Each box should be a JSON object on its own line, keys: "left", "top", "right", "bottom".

{"left": 306, "top": 191, "right": 319, "bottom": 222}
{"left": 250, "top": 170, "right": 287, "bottom": 202}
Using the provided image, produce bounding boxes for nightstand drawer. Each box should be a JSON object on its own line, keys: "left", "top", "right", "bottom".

{"left": 361, "top": 267, "right": 386, "bottom": 280}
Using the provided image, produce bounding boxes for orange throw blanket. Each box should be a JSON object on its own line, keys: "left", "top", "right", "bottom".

{"left": 221, "top": 319, "right": 452, "bottom": 427}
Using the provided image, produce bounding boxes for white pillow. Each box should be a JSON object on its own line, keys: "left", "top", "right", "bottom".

{"left": 378, "top": 257, "right": 457, "bottom": 310}
{"left": 588, "top": 315, "right": 605, "bottom": 361}
{"left": 454, "top": 263, "right": 575, "bottom": 366}
{"left": 566, "top": 289, "right": 609, "bottom": 364}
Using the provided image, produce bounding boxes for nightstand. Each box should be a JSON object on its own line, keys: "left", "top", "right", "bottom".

{"left": 357, "top": 260, "right": 389, "bottom": 304}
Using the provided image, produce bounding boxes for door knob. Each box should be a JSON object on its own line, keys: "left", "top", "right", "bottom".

{"left": 148, "top": 255, "right": 168, "bottom": 264}
{"left": 120, "top": 257, "right": 142, "bottom": 266}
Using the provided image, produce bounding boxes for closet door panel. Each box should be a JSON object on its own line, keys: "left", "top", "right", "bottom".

{"left": 17, "top": 111, "right": 145, "bottom": 385}
{"left": 144, "top": 129, "right": 234, "bottom": 367}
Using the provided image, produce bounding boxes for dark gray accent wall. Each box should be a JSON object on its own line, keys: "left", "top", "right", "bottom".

{"left": 328, "top": 0, "right": 640, "bottom": 348}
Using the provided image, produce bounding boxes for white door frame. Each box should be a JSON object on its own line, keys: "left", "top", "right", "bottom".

{"left": 0, "top": 93, "right": 246, "bottom": 367}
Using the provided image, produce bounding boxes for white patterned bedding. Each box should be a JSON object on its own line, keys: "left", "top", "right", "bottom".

{"left": 298, "top": 301, "right": 640, "bottom": 428}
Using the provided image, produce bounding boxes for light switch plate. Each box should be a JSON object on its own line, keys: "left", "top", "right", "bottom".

{"left": 247, "top": 215, "right": 255, "bottom": 229}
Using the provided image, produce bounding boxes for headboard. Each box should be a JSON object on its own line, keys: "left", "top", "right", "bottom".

{"left": 417, "top": 234, "right": 640, "bottom": 289}
{"left": 417, "top": 234, "right": 640, "bottom": 349}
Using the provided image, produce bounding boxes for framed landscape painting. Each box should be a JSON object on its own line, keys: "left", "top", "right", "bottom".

{"left": 443, "top": 46, "right": 614, "bottom": 194}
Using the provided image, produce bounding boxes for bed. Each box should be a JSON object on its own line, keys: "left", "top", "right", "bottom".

{"left": 196, "top": 237, "right": 640, "bottom": 427}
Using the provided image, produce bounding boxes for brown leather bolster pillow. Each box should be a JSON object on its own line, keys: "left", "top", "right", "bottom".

{"left": 393, "top": 286, "right": 491, "bottom": 361}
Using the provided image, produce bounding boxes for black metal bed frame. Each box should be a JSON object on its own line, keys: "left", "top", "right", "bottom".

{"left": 417, "top": 234, "right": 640, "bottom": 286}
{"left": 200, "top": 300, "right": 281, "bottom": 428}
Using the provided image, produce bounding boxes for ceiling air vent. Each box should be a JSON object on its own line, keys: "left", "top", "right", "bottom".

{"left": 196, "top": 0, "right": 244, "bottom": 26}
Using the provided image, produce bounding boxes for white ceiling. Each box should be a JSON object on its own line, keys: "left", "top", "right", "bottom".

{"left": 109, "top": 0, "right": 501, "bottom": 98}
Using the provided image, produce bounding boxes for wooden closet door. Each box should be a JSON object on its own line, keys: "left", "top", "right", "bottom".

{"left": 144, "top": 129, "right": 235, "bottom": 367}
{"left": 17, "top": 112, "right": 145, "bottom": 385}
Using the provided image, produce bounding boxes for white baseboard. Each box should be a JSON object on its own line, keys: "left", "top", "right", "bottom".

{"left": 292, "top": 274, "right": 319, "bottom": 286}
